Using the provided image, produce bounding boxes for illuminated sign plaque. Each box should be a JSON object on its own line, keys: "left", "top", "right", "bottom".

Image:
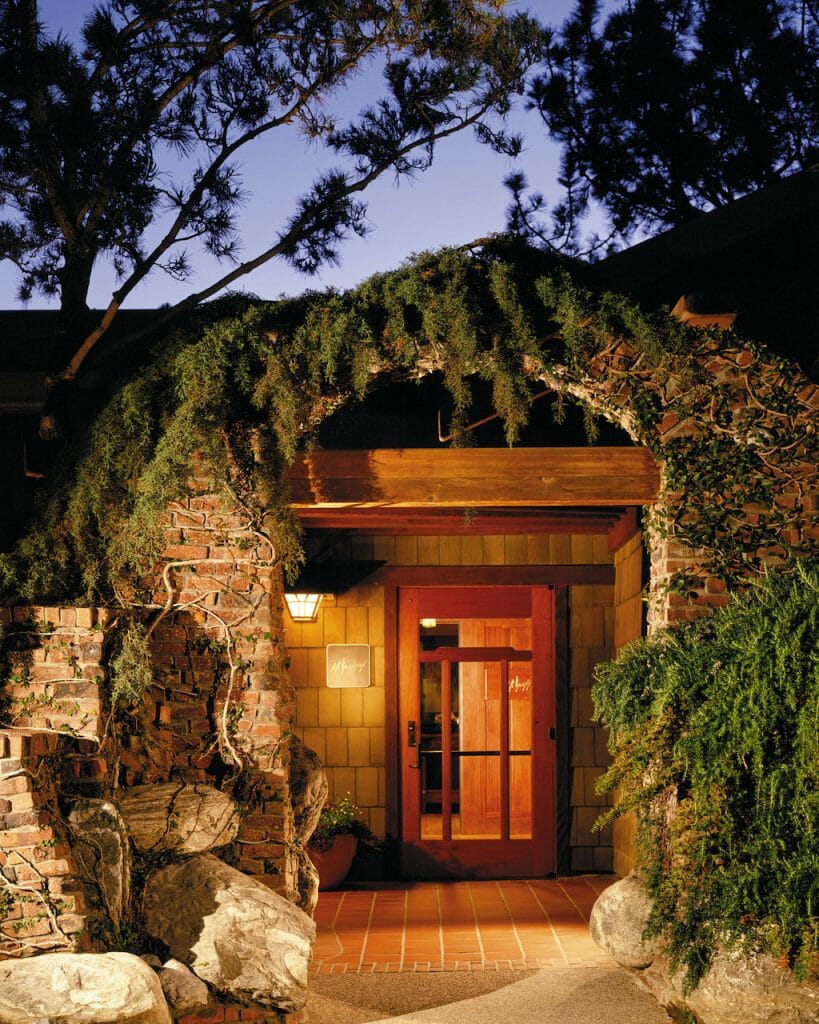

{"left": 326, "top": 643, "right": 371, "bottom": 688}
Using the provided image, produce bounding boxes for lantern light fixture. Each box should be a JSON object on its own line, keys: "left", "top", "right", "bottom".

{"left": 283, "top": 592, "right": 323, "bottom": 622}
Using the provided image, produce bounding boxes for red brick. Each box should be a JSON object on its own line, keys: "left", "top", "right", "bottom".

{"left": 0, "top": 811, "right": 49, "bottom": 830}
{"left": 46, "top": 876, "right": 85, "bottom": 896}
{"left": 74, "top": 609, "right": 95, "bottom": 629}
{"left": 0, "top": 777, "right": 34, "bottom": 797}
{"left": 25, "top": 665, "right": 74, "bottom": 683}
{"left": 56, "top": 913, "right": 86, "bottom": 933}
{"left": 249, "top": 724, "right": 281, "bottom": 739}
{"left": 34, "top": 858, "right": 73, "bottom": 877}
{"left": 5, "top": 734, "right": 32, "bottom": 759}
{"left": 22, "top": 899, "right": 48, "bottom": 918}
{"left": 9, "top": 792, "right": 36, "bottom": 811}
{"left": 0, "top": 826, "right": 54, "bottom": 847}
{"left": 2, "top": 917, "right": 53, "bottom": 938}
{"left": 164, "top": 545, "right": 209, "bottom": 560}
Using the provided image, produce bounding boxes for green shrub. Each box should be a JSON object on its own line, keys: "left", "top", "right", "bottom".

{"left": 593, "top": 563, "right": 819, "bottom": 989}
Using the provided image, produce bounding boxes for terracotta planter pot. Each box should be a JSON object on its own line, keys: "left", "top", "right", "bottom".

{"left": 308, "top": 833, "right": 358, "bottom": 890}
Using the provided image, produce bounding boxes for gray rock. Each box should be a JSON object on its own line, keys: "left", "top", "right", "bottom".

{"left": 66, "top": 797, "right": 131, "bottom": 936}
{"left": 158, "top": 959, "right": 210, "bottom": 1018}
{"left": 119, "top": 782, "right": 240, "bottom": 854}
{"left": 142, "top": 854, "right": 316, "bottom": 1012}
{"left": 641, "top": 950, "right": 819, "bottom": 1024}
{"left": 0, "top": 952, "right": 172, "bottom": 1024}
{"left": 290, "top": 737, "right": 328, "bottom": 844}
{"left": 589, "top": 874, "right": 659, "bottom": 969}
{"left": 294, "top": 849, "right": 321, "bottom": 916}
{"left": 289, "top": 737, "right": 328, "bottom": 913}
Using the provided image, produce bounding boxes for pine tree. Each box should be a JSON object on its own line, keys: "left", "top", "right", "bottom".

{"left": 0, "top": 0, "right": 544, "bottom": 395}
{"left": 507, "top": 0, "right": 818, "bottom": 253}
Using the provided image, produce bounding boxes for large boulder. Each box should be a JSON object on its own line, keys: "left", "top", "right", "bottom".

{"left": 642, "top": 950, "right": 819, "bottom": 1024}
{"left": 0, "top": 952, "right": 172, "bottom": 1024}
{"left": 66, "top": 797, "right": 131, "bottom": 938}
{"left": 289, "top": 737, "right": 328, "bottom": 913}
{"left": 589, "top": 874, "right": 659, "bottom": 969}
{"left": 142, "top": 854, "right": 316, "bottom": 1012}
{"left": 119, "top": 782, "right": 240, "bottom": 854}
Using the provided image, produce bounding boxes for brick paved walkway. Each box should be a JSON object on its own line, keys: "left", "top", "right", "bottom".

{"left": 311, "top": 876, "right": 615, "bottom": 975}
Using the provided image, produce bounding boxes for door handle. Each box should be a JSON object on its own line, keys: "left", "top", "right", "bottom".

{"left": 407, "top": 720, "right": 420, "bottom": 768}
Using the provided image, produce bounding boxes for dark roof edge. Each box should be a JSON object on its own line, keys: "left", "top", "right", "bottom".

{"left": 588, "top": 165, "right": 819, "bottom": 294}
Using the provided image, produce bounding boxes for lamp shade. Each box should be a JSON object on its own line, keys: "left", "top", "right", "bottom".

{"left": 284, "top": 592, "right": 322, "bottom": 622}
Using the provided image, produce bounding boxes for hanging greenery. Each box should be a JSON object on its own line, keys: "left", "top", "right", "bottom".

{"left": 593, "top": 563, "right": 819, "bottom": 989}
{"left": 0, "top": 241, "right": 814, "bottom": 610}
{"left": 108, "top": 621, "right": 154, "bottom": 710}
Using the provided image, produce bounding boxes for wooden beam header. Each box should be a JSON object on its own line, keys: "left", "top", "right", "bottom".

{"left": 297, "top": 507, "right": 626, "bottom": 535}
{"left": 370, "top": 565, "right": 615, "bottom": 586}
{"left": 288, "top": 448, "right": 659, "bottom": 509}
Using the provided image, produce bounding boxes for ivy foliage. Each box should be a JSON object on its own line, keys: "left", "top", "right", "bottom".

{"left": 593, "top": 564, "right": 819, "bottom": 989}
{"left": 0, "top": 241, "right": 815, "bottom": 607}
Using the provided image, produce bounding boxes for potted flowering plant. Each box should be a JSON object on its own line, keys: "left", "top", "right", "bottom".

{"left": 307, "top": 795, "right": 377, "bottom": 890}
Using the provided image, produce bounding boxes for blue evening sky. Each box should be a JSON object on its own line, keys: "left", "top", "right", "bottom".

{"left": 0, "top": 1, "right": 592, "bottom": 311}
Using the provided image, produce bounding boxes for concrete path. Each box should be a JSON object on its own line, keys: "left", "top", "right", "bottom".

{"left": 306, "top": 965, "right": 672, "bottom": 1024}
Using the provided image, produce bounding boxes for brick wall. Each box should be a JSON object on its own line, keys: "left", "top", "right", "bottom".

{"left": 1, "top": 606, "right": 109, "bottom": 739}
{"left": 288, "top": 531, "right": 616, "bottom": 869}
{"left": 129, "top": 492, "right": 299, "bottom": 896}
{"left": 0, "top": 728, "right": 89, "bottom": 957}
{"left": 538, "top": 340, "right": 819, "bottom": 633}
{"left": 0, "top": 607, "right": 110, "bottom": 956}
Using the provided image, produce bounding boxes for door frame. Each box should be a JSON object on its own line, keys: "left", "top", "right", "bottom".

{"left": 381, "top": 565, "right": 605, "bottom": 877}
{"left": 399, "top": 585, "right": 553, "bottom": 878}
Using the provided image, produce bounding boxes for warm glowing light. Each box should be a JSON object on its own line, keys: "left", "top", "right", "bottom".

{"left": 419, "top": 618, "right": 437, "bottom": 629}
{"left": 284, "top": 593, "right": 323, "bottom": 622}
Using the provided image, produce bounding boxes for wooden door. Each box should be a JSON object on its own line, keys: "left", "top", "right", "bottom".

{"left": 398, "top": 587, "right": 556, "bottom": 878}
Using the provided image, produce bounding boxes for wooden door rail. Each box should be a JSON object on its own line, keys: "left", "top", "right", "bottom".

{"left": 419, "top": 647, "right": 532, "bottom": 663}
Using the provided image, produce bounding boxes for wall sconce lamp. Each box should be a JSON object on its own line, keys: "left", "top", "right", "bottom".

{"left": 283, "top": 559, "right": 385, "bottom": 623}
{"left": 283, "top": 592, "right": 323, "bottom": 622}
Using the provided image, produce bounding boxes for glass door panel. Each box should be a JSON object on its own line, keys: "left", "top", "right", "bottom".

{"left": 416, "top": 618, "right": 533, "bottom": 843}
